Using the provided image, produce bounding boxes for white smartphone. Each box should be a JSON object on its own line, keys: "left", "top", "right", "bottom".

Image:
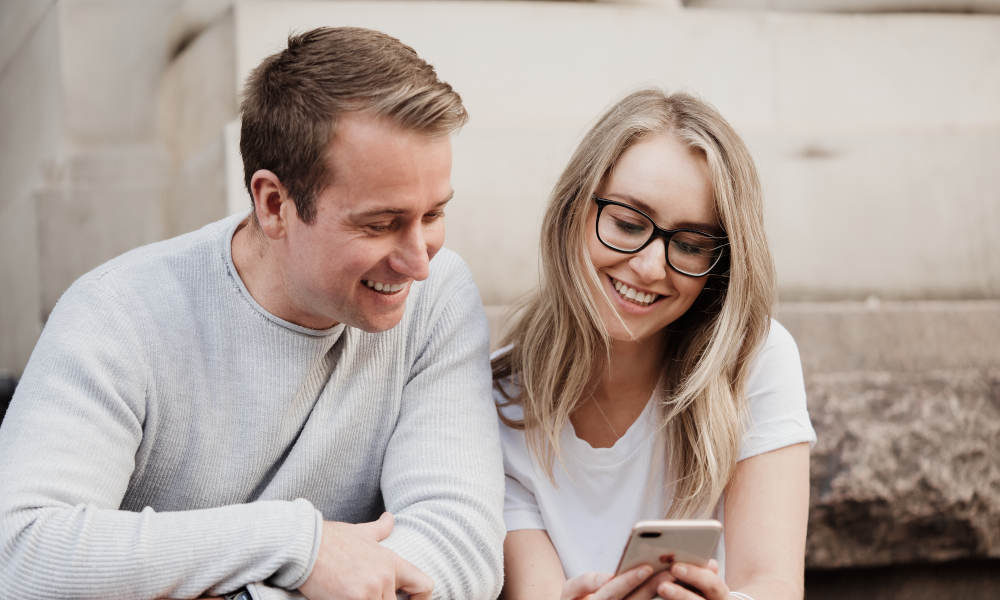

{"left": 614, "top": 519, "right": 723, "bottom": 575}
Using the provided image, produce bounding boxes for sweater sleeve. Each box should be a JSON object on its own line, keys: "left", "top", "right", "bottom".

{"left": 0, "top": 277, "right": 321, "bottom": 599}
{"left": 378, "top": 262, "right": 505, "bottom": 600}
{"left": 247, "top": 583, "right": 306, "bottom": 600}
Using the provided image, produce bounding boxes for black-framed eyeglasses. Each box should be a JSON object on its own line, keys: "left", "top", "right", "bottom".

{"left": 593, "top": 195, "right": 728, "bottom": 277}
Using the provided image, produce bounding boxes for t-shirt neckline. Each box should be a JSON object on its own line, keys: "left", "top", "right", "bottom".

{"left": 221, "top": 212, "right": 345, "bottom": 339}
{"left": 563, "top": 388, "right": 661, "bottom": 468}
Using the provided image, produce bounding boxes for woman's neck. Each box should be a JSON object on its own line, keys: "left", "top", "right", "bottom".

{"left": 571, "top": 336, "right": 666, "bottom": 448}
{"left": 598, "top": 337, "right": 666, "bottom": 394}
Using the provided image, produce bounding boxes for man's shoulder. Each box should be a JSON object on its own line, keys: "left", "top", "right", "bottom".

{"left": 426, "top": 247, "right": 474, "bottom": 285}
{"left": 404, "top": 247, "right": 479, "bottom": 313}
{"left": 72, "top": 215, "right": 237, "bottom": 299}
{"left": 87, "top": 215, "right": 234, "bottom": 280}
{"left": 46, "top": 215, "right": 241, "bottom": 335}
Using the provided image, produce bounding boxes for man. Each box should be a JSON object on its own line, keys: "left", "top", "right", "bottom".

{"left": 0, "top": 27, "right": 503, "bottom": 600}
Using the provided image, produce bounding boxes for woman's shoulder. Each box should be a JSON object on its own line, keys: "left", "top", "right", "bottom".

{"left": 740, "top": 318, "right": 816, "bottom": 459}
{"left": 749, "top": 318, "right": 803, "bottom": 379}
{"left": 762, "top": 318, "right": 798, "bottom": 352}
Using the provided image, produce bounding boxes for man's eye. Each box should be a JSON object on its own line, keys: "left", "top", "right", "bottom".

{"left": 367, "top": 221, "right": 396, "bottom": 233}
{"left": 423, "top": 210, "right": 445, "bottom": 223}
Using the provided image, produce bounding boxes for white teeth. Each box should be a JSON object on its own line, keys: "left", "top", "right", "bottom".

{"left": 364, "top": 280, "right": 406, "bottom": 294}
{"left": 610, "top": 277, "right": 658, "bottom": 306}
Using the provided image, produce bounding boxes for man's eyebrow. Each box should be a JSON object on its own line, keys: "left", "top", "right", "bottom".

{"left": 352, "top": 191, "right": 454, "bottom": 219}
{"left": 433, "top": 191, "right": 455, "bottom": 209}
{"left": 605, "top": 192, "right": 723, "bottom": 235}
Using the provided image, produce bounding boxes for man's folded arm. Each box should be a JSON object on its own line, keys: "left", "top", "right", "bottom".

{"left": 379, "top": 260, "right": 506, "bottom": 600}
{"left": 0, "top": 279, "right": 321, "bottom": 599}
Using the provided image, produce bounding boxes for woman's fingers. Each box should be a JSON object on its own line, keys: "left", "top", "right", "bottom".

{"left": 589, "top": 565, "right": 655, "bottom": 600}
{"left": 561, "top": 571, "right": 614, "bottom": 599}
{"left": 655, "top": 562, "right": 729, "bottom": 600}
{"left": 623, "top": 570, "right": 676, "bottom": 600}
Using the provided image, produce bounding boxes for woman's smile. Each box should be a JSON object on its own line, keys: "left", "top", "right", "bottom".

{"left": 606, "top": 274, "right": 663, "bottom": 309}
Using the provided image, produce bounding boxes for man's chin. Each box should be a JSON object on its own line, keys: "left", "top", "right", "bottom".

{"left": 351, "top": 310, "right": 406, "bottom": 333}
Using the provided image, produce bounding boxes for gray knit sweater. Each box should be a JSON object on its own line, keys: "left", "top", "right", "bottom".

{"left": 0, "top": 214, "right": 504, "bottom": 600}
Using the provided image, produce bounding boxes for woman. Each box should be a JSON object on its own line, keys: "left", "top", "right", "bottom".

{"left": 493, "top": 89, "right": 815, "bottom": 600}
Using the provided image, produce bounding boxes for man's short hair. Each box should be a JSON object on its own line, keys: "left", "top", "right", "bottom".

{"left": 239, "top": 26, "right": 468, "bottom": 223}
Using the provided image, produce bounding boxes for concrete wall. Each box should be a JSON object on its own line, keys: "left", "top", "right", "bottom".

{"left": 0, "top": 0, "right": 235, "bottom": 375}
{"left": 3, "top": 0, "right": 998, "bottom": 373}
{"left": 0, "top": 3, "right": 61, "bottom": 374}
{"left": 232, "top": 2, "right": 1000, "bottom": 308}
{"left": 685, "top": 0, "right": 1000, "bottom": 12}
{"left": 157, "top": 10, "right": 237, "bottom": 236}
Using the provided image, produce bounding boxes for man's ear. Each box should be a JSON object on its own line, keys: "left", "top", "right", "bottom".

{"left": 250, "top": 169, "right": 296, "bottom": 239}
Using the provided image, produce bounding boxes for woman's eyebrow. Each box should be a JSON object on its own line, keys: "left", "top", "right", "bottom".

{"left": 604, "top": 192, "right": 723, "bottom": 235}
{"left": 606, "top": 192, "right": 657, "bottom": 217}
{"left": 674, "top": 221, "right": 725, "bottom": 236}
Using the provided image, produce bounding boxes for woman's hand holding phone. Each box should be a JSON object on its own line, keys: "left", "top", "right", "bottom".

{"left": 559, "top": 559, "right": 732, "bottom": 600}
{"left": 654, "top": 558, "right": 732, "bottom": 599}
{"left": 560, "top": 565, "right": 678, "bottom": 600}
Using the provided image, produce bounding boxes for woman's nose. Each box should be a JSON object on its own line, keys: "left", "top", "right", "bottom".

{"left": 628, "top": 238, "right": 668, "bottom": 283}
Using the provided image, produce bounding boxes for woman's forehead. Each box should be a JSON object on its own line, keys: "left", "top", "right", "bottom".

{"left": 601, "top": 133, "right": 716, "bottom": 227}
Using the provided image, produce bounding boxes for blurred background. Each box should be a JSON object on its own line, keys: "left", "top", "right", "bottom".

{"left": 1, "top": 0, "right": 998, "bottom": 597}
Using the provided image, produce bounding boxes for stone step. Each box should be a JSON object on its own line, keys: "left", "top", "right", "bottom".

{"left": 777, "top": 300, "right": 1000, "bottom": 374}
{"left": 806, "top": 368, "right": 999, "bottom": 568}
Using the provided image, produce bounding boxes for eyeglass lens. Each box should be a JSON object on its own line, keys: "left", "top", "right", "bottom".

{"left": 597, "top": 203, "right": 722, "bottom": 275}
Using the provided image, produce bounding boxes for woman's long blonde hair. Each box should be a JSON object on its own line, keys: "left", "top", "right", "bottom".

{"left": 492, "top": 89, "right": 775, "bottom": 518}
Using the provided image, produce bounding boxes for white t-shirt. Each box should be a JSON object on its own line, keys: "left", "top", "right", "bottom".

{"left": 496, "top": 320, "right": 817, "bottom": 579}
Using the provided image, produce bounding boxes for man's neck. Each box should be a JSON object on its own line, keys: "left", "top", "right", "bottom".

{"left": 232, "top": 219, "right": 294, "bottom": 325}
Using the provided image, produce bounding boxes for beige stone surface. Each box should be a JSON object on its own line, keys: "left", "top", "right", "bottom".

{"left": 777, "top": 300, "right": 1000, "bottom": 373}
{"left": 36, "top": 144, "right": 170, "bottom": 315}
{"left": 0, "top": 4, "right": 61, "bottom": 376}
{"left": 0, "top": 194, "right": 42, "bottom": 375}
{"left": 56, "top": 1, "right": 176, "bottom": 143}
{"left": 0, "top": 5, "right": 63, "bottom": 216}
{"left": 230, "top": 3, "right": 1000, "bottom": 305}
{"left": 0, "top": 0, "right": 52, "bottom": 75}
{"left": 685, "top": 0, "right": 1000, "bottom": 12}
{"left": 757, "top": 131, "right": 1000, "bottom": 300}
{"left": 3, "top": 2, "right": 999, "bottom": 348}
{"left": 157, "top": 12, "right": 237, "bottom": 236}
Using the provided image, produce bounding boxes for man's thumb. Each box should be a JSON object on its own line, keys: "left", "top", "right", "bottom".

{"left": 364, "top": 511, "right": 394, "bottom": 542}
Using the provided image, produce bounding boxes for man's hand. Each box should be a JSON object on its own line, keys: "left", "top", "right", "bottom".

{"left": 298, "top": 512, "right": 433, "bottom": 600}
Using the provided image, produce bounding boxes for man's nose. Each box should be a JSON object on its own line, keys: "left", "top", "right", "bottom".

{"left": 628, "top": 238, "right": 668, "bottom": 283}
{"left": 389, "top": 222, "right": 431, "bottom": 281}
